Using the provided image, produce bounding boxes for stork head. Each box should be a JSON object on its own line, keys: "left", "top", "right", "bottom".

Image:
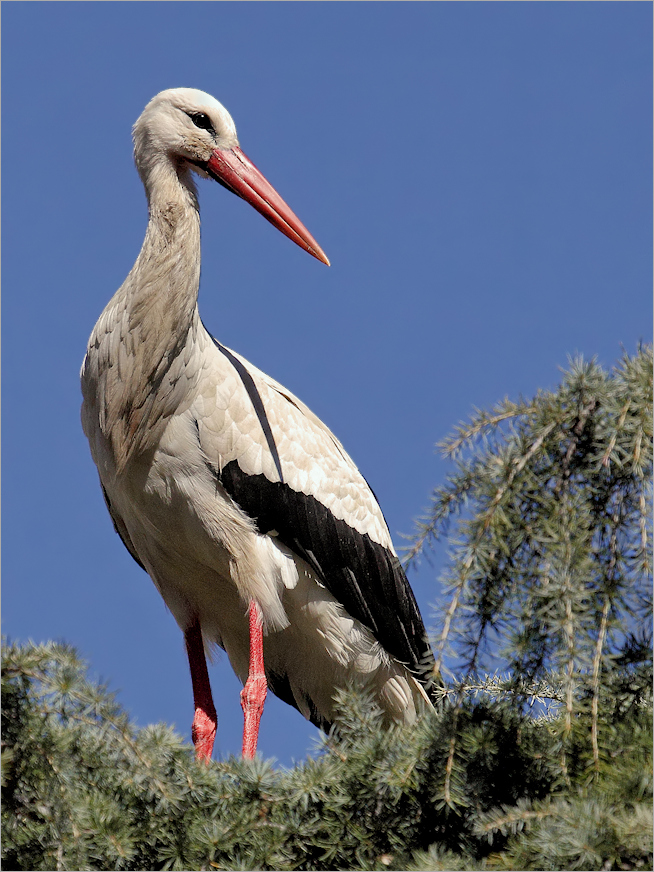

{"left": 133, "top": 88, "right": 329, "bottom": 265}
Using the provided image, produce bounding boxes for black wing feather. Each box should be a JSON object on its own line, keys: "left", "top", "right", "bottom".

{"left": 217, "top": 460, "right": 435, "bottom": 689}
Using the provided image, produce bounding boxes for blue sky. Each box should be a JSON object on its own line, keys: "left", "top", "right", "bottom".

{"left": 3, "top": 2, "right": 651, "bottom": 766}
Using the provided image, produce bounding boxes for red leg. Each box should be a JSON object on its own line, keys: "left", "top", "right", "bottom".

{"left": 184, "top": 618, "right": 217, "bottom": 763}
{"left": 240, "top": 600, "right": 268, "bottom": 759}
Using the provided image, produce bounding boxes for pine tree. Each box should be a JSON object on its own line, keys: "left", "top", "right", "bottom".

{"left": 3, "top": 348, "right": 651, "bottom": 871}
{"left": 408, "top": 347, "right": 652, "bottom": 782}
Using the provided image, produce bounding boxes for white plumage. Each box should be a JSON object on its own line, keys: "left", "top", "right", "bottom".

{"left": 81, "top": 88, "right": 435, "bottom": 759}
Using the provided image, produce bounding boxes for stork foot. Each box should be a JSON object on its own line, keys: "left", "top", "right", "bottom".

{"left": 241, "top": 600, "right": 268, "bottom": 759}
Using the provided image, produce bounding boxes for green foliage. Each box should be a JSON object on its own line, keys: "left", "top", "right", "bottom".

{"left": 2, "top": 643, "right": 650, "bottom": 870}
{"left": 408, "top": 346, "right": 652, "bottom": 773}
{"left": 3, "top": 348, "right": 652, "bottom": 871}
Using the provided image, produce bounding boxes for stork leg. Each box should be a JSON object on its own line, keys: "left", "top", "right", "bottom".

{"left": 240, "top": 599, "right": 268, "bottom": 759}
{"left": 184, "top": 618, "right": 217, "bottom": 763}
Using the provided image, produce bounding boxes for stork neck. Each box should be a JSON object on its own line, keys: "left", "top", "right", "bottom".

{"left": 85, "top": 162, "right": 205, "bottom": 470}
{"left": 128, "top": 162, "right": 202, "bottom": 337}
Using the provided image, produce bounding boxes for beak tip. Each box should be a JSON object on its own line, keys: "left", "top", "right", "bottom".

{"left": 311, "top": 243, "right": 330, "bottom": 267}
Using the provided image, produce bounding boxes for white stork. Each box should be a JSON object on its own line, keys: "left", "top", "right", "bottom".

{"left": 81, "top": 88, "right": 435, "bottom": 761}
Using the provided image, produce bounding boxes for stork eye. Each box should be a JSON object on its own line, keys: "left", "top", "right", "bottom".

{"left": 189, "top": 112, "right": 215, "bottom": 135}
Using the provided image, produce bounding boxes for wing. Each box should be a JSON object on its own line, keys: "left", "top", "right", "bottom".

{"left": 192, "top": 334, "right": 435, "bottom": 687}
{"left": 100, "top": 482, "right": 146, "bottom": 572}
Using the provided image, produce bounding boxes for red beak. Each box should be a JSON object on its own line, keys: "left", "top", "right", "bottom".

{"left": 206, "top": 147, "right": 330, "bottom": 266}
